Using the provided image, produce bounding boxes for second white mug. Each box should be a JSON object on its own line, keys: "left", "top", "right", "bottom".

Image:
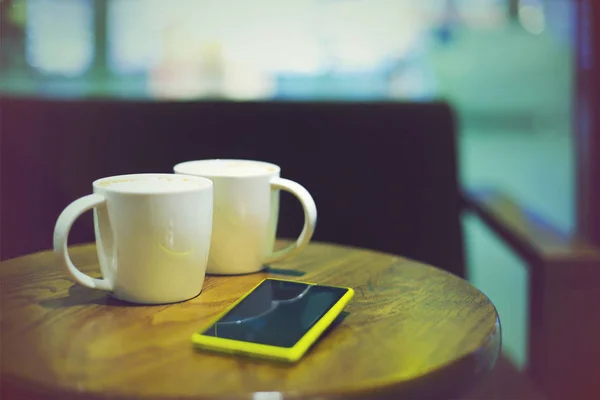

{"left": 174, "top": 159, "right": 317, "bottom": 275}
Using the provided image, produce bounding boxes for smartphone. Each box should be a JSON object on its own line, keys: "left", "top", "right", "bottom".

{"left": 191, "top": 278, "right": 354, "bottom": 363}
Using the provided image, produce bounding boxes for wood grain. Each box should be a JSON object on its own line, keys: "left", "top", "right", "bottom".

{"left": 0, "top": 241, "right": 500, "bottom": 400}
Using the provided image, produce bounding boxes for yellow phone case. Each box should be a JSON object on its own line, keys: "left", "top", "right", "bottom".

{"left": 191, "top": 277, "right": 354, "bottom": 363}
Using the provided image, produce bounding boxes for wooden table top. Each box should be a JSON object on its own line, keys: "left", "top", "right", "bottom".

{"left": 0, "top": 241, "right": 500, "bottom": 400}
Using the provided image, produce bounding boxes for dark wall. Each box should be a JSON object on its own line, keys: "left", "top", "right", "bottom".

{"left": 0, "top": 99, "right": 465, "bottom": 276}
{"left": 574, "top": 0, "right": 600, "bottom": 247}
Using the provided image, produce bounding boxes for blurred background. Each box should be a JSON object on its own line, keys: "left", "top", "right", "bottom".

{"left": 0, "top": 0, "right": 582, "bottom": 393}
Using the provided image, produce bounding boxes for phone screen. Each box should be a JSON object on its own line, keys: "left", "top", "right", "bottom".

{"left": 202, "top": 279, "right": 349, "bottom": 348}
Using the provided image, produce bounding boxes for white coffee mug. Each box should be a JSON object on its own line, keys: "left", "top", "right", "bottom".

{"left": 53, "top": 173, "right": 213, "bottom": 304}
{"left": 174, "top": 159, "right": 317, "bottom": 275}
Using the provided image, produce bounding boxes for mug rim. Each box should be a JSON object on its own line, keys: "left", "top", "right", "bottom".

{"left": 173, "top": 159, "right": 281, "bottom": 178}
{"left": 92, "top": 173, "right": 213, "bottom": 195}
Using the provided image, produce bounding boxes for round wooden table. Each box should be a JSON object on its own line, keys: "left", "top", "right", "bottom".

{"left": 0, "top": 241, "right": 500, "bottom": 400}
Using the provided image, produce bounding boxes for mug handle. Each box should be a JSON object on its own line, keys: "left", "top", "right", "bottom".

{"left": 53, "top": 194, "right": 113, "bottom": 291}
{"left": 265, "top": 178, "right": 317, "bottom": 264}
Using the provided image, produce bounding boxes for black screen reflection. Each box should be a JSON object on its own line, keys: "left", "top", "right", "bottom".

{"left": 203, "top": 280, "right": 348, "bottom": 348}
